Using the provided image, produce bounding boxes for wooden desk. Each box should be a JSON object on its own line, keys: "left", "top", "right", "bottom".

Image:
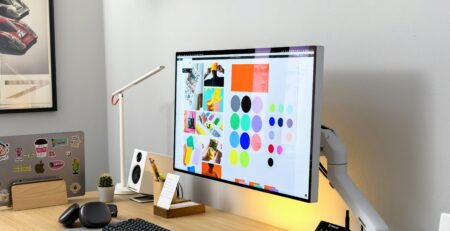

{"left": 0, "top": 191, "right": 284, "bottom": 231}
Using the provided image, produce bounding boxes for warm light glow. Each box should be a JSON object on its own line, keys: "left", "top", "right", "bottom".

{"left": 234, "top": 157, "right": 351, "bottom": 230}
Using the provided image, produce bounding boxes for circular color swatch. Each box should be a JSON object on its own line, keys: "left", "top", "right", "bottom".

{"left": 268, "top": 144, "right": 274, "bottom": 153}
{"left": 277, "top": 145, "right": 283, "bottom": 155}
{"left": 240, "top": 132, "right": 250, "bottom": 150}
{"left": 252, "top": 115, "right": 262, "bottom": 132}
{"left": 287, "top": 105, "right": 294, "bottom": 114}
{"left": 240, "top": 151, "right": 250, "bottom": 168}
{"left": 278, "top": 118, "right": 284, "bottom": 127}
{"left": 241, "top": 96, "right": 251, "bottom": 113}
{"left": 278, "top": 104, "right": 284, "bottom": 113}
{"left": 268, "top": 158, "right": 274, "bottom": 167}
{"left": 231, "top": 95, "right": 240, "bottom": 112}
{"left": 270, "top": 104, "right": 276, "bottom": 112}
{"left": 287, "top": 119, "right": 293, "bottom": 128}
{"left": 230, "top": 113, "right": 240, "bottom": 130}
{"left": 229, "top": 149, "right": 239, "bottom": 166}
{"left": 230, "top": 131, "right": 240, "bottom": 148}
{"left": 241, "top": 114, "right": 251, "bottom": 131}
{"left": 286, "top": 133, "right": 293, "bottom": 142}
{"left": 252, "top": 96, "right": 263, "bottom": 113}
{"left": 269, "top": 117, "right": 275, "bottom": 126}
{"left": 269, "top": 131, "right": 275, "bottom": 140}
{"left": 251, "top": 134, "right": 262, "bottom": 151}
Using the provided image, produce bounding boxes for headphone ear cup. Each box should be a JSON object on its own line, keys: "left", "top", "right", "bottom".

{"left": 58, "top": 203, "right": 80, "bottom": 228}
{"left": 79, "top": 202, "right": 111, "bottom": 228}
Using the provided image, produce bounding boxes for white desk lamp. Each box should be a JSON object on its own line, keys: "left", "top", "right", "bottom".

{"left": 111, "top": 66, "right": 165, "bottom": 194}
{"left": 321, "top": 126, "right": 389, "bottom": 231}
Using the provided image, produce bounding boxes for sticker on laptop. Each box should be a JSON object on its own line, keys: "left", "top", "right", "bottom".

{"left": 13, "top": 164, "right": 32, "bottom": 172}
{"left": 0, "top": 189, "right": 10, "bottom": 203}
{"left": 34, "top": 139, "right": 48, "bottom": 158}
{"left": 23, "top": 152, "right": 36, "bottom": 158}
{"left": 71, "top": 136, "right": 81, "bottom": 148}
{"left": 66, "top": 151, "right": 72, "bottom": 157}
{"left": 0, "top": 141, "right": 10, "bottom": 162}
{"left": 35, "top": 161, "right": 45, "bottom": 174}
{"left": 48, "top": 151, "right": 56, "bottom": 158}
{"left": 70, "top": 182, "right": 81, "bottom": 194}
{"left": 49, "top": 160, "right": 65, "bottom": 171}
{"left": 15, "top": 147, "right": 23, "bottom": 162}
{"left": 51, "top": 137, "right": 68, "bottom": 148}
{"left": 72, "top": 159, "right": 79, "bottom": 174}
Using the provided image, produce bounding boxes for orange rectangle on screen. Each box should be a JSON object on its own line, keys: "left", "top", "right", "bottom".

{"left": 231, "top": 64, "right": 269, "bottom": 92}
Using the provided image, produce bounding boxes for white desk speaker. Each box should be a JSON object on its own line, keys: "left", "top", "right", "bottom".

{"left": 127, "top": 149, "right": 153, "bottom": 195}
{"left": 440, "top": 213, "right": 450, "bottom": 231}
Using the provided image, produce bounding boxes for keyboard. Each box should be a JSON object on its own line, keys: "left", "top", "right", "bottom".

{"left": 103, "top": 218, "right": 170, "bottom": 231}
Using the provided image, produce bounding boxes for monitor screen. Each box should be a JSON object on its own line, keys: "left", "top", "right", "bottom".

{"left": 173, "top": 46, "right": 323, "bottom": 202}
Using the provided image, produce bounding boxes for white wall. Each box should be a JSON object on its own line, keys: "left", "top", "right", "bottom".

{"left": 103, "top": 0, "right": 450, "bottom": 230}
{"left": 0, "top": 0, "right": 108, "bottom": 191}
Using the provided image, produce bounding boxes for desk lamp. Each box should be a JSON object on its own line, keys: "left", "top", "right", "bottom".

{"left": 111, "top": 66, "right": 165, "bottom": 194}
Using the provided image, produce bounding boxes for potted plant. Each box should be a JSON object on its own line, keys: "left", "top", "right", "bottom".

{"left": 97, "top": 173, "right": 115, "bottom": 203}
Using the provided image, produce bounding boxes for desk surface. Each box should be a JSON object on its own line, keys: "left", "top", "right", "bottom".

{"left": 0, "top": 191, "right": 283, "bottom": 231}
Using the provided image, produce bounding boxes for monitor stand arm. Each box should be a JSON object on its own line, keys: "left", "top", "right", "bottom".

{"left": 321, "top": 127, "right": 389, "bottom": 231}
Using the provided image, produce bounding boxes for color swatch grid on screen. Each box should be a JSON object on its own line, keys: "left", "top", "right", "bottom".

{"left": 228, "top": 95, "right": 264, "bottom": 169}
{"left": 267, "top": 103, "right": 295, "bottom": 167}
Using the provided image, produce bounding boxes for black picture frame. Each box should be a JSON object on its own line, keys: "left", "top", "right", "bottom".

{"left": 0, "top": 0, "right": 56, "bottom": 114}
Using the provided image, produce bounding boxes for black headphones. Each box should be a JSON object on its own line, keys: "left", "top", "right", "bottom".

{"left": 58, "top": 202, "right": 117, "bottom": 228}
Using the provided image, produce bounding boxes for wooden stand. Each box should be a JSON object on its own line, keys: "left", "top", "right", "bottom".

{"left": 153, "top": 199, "right": 205, "bottom": 218}
{"left": 11, "top": 179, "right": 68, "bottom": 210}
{"left": 153, "top": 180, "right": 205, "bottom": 218}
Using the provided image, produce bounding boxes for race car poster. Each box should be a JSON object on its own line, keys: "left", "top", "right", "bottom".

{"left": 0, "top": 0, "right": 56, "bottom": 113}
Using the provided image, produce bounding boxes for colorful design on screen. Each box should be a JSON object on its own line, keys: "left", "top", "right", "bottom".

{"left": 203, "top": 87, "right": 224, "bottom": 112}
{"left": 184, "top": 111, "right": 196, "bottom": 133}
{"left": 202, "top": 139, "right": 222, "bottom": 164}
{"left": 196, "top": 112, "right": 223, "bottom": 137}
{"left": 201, "top": 162, "right": 222, "bottom": 179}
{"left": 232, "top": 64, "right": 269, "bottom": 92}
{"left": 184, "top": 64, "right": 204, "bottom": 110}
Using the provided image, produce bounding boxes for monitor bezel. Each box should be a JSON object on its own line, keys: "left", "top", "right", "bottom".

{"left": 173, "top": 45, "right": 323, "bottom": 203}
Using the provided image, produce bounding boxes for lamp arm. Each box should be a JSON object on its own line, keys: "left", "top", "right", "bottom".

{"left": 320, "top": 128, "right": 389, "bottom": 231}
{"left": 112, "top": 65, "right": 165, "bottom": 97}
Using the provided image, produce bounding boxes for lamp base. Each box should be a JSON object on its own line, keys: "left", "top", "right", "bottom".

{"left": 114, "top": 183, "right": 136, "bottom": 195}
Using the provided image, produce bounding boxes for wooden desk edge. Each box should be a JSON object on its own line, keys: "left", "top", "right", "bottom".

{"left": 0, "top": 191, "right": 285, "bottom": 231}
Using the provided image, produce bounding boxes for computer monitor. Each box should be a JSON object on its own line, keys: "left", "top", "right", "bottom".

{"left": 173, "top": 46, "right": 323, "bottom": 202}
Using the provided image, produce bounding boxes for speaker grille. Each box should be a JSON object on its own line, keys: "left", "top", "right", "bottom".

{"left": 136, "top": 152, "right": 142, "bottom": 162}
{"left": 131, "top": 165, "right": 141, "bottom": 184}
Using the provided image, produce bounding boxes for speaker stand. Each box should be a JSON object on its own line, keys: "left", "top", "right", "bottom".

{"left": 114, "top": 183, "right": 136, "bottom": 195}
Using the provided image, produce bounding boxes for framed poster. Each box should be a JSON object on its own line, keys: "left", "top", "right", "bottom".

{"left": 0, "top": 0, "right": 56, "bottom": 113}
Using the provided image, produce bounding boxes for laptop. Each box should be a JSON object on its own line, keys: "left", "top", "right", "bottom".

{"left": 0, "top": 131, "right": 85, "bottom": 207}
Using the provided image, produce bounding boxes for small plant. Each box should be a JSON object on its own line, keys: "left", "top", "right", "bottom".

{"left": 98, "top": 173, "right": 113, "bottom": 188}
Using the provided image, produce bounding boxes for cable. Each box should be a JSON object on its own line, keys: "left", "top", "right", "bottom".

{"left": 320, "top": 162, "right": 328, "bottom": 175}
{"left": 319, "top": 162, "right": 328, "bottom": 178}
{"left": 180, "top": 183, "right": 184, "bottom": 198}
{"left": 176, "top": 182, "right": 184, "bottom": 199}
{"left": 345, "top": 210, "right": 350, "bottom": 231}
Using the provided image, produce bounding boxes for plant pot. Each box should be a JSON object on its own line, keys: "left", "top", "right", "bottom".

{"left": 97, "top": 186, "right": 115, "bottom": 203}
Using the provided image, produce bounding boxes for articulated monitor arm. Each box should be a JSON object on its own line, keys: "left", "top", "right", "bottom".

{"left": 320, "top": 127, "right": 389, "bottom": 231}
